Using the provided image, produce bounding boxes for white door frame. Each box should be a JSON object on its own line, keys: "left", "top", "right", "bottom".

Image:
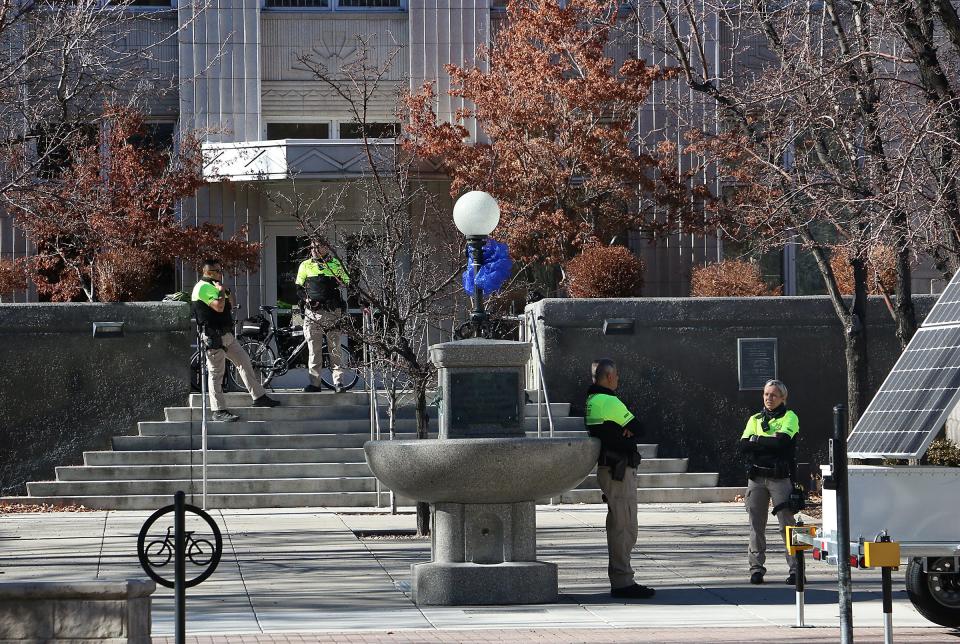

{"left": 262, "top": 221, "right": 307, "bottom": 308}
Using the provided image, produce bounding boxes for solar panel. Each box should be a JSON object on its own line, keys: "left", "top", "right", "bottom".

{"left": 921, "top": 271, "right": 960, "bottom": 326}
{"left": 848, "top": 325, "right": 960, "bottom": 458}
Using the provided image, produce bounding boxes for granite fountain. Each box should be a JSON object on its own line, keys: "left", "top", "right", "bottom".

{"left": 364, "top": 338, "right": 600, "bottom": 605}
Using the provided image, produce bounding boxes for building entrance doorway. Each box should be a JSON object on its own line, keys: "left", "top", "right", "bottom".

{"left": 262, "top": 223, "right": 308, "bottom": 312}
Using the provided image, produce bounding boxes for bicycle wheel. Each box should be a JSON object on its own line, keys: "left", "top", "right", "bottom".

{"left": 320, "top": 343, "right": 360, "bottom": 391}
{"left": 187, "top": 538, "right": 215, "bottom": 567}
{"left": 145, "top": 539, "right": 173, "bottom": 567}
{"left": 192, "top": 350, "right": 228, "bottom": 392}
{"left": 227, "top": 340, "right": 276, "bottom": 392}
{"left": 190, "top": 351, "right": 202, "bottom": 392}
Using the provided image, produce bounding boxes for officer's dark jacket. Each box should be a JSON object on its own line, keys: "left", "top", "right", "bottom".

{"left": 584, "top": 384, "right": 643, "bottom": 465}
{"left": 738, "top": 405, "right": 799, "bottom": 471}
{"left": 192, "top": 277, "right": 233, "bottom": 332}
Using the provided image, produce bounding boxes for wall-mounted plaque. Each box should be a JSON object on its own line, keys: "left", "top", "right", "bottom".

{"left": 738, "top": 338, "right": 778, "bottom": 391}
{"left": 449, "top": 372, "right": 521, "bottom": 429}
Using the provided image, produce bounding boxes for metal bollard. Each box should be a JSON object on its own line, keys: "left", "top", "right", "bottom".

{"left": 795, "top": 548, "right": 806, "bottom": 627}
{"left": 833, "top": 404, "right": 854, "bottom": 644}
{"left": 881, "top": 564, "right": 893, "bottom": 644}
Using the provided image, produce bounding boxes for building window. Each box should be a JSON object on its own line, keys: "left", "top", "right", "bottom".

{"left": 338, "top": 122, "right": 399, "bottom": 139}
{"left": 129, "top": 122, "right": 176, "bottom": 151}
{"left": 265, "top": 0, "right": 329, "bottom": 7}
{"left": 129, "top": 1, "right": 172, "bottom": 5}
{"left": 263, "top": 0, "right": 403, "bottom": 8}
{"left": 337, "top": 0, "right": 401, "bottom": 6}
{"left": 266, "top": 123, "right": 331, "bottom": 139}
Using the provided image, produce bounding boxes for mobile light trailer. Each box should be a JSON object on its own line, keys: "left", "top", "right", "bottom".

{"left": 792, "top": 274, "right": 960, "bottom": 632}
{"left": 808, "top": 463, "right": 960, "bottom": 627}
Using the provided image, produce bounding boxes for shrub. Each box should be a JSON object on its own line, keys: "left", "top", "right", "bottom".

{"left": 690, "top": 259, "right": 780, "bottom": 296}
{"left": 565, "top": 245, "right": 644, "bottom": 298}
{"left": 830, "top": 245, "right": 897, "bottom": 295}
{"left": 925, "top": 438, "right": 960, "bottom": 467}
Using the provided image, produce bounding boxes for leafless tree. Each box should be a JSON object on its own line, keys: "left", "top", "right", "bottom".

{"left": 631, "top": 0, "right": 960, "bottom": 423}
{"left": 0, "top": 1, "right": 191, "bottom": 199}
{"left": 269, "top": 37, "right": 464, "bottom": 534}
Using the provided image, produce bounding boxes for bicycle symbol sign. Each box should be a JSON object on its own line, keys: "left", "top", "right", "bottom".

{"left": 137, "top": 501, "right": 223, "bottom": 589}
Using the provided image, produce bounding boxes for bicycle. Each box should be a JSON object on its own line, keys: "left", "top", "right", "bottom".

{"left": 189, "top": 305, "right": 244, "bottom": 392}
{"left": 453, "top": 314, "right": 524, "bottom": 341}
{"left": 144, "top": 525, "right": 215, "bottom": 567}
{"left": 190, "top": 345, "right": 229, "bottom": 392}
{"left": 228, "top": 305, "right": 361, "bottom": 391}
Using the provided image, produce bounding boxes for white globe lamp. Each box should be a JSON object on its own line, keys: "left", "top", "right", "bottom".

{"left": 453, "top": 191, "right": 500, "bottom": 238}
{"left": 453, "top": 191, "right": 500, "bottom": 338}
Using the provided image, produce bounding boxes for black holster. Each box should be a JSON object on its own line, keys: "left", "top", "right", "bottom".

{"left": 772, "top": 481, "right": 807, "bottom": 516}
{"left": 602, "top": 450, "right": 641, "bottom": 482}
{"left": 201, "top": 326, "right": 225, "bottom": 351}
{"left": 747, "top": 462, "right": 790, "bottom": 481}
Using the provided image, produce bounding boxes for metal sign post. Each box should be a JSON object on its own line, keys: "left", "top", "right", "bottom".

{"left": 833, "top": 404, "right": 854, "bottom": 644}
{"left": 138, "top": 491, "right": 223, "bottom": 644}
{"left": 174, "top": 491, "right": 186, "bottom": 643}
{"left": 198, "top": 330, "right": 209, "bottom": 510}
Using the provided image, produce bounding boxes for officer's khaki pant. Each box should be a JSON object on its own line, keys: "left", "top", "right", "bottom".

{"left": 204, "top": 332, "right": 265, "bottom": 411}
{"left": 304, "top": 308, "right": 344, "bottom": 387}
{"left": 745, "top": 475, "right": 797, "bottom": 575}
{"left": 597, "top": 465, "right": 638, "bottom": 589}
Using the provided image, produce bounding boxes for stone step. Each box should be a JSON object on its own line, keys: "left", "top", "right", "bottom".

{"left": 560, "top": 486, "right": 745, "bottom": 504}
{"left": 166, "top": 406, "right": 373, "bottom": 422}
{"left": 188, "top": 391, "right": 369, "bottom": 408}
{"left": 57, "top": 459, "right": 688, "bottom": 482}
{"left": 56, "top": 462, "right": 372, "bottom": 481}
{"left": 1, "top": 492, "right": 386, "bottom": 511}
{"left": 27, "top": 477, "right": 378, "bottom": 497}
{"left": 86, "top": 448, "right": 368, "bottom": 466}
{"left": 113, "top": 434, "right": 371, "bottom": 451}
{"left": 575, "top": 471, "right": 718, "bottom": 489}
{"left": 168, "top": 402, "right": 571, "bottom": 421}
{"left": 138, "top": 416, "right": 588, "bottom": 437}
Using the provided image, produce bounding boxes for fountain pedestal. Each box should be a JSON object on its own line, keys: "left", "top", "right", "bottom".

{"left": 364, "top": 340, "right": 599, "bottom": 606}
{"left": 415, "top": 501, "right": 555, "bottom": 605}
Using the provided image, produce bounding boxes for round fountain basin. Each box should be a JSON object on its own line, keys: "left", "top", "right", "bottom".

{"left": 363, "top": 437, "right": 600, "bottom": 504}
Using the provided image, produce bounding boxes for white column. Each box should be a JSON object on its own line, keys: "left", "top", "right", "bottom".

{"left": 179, "top": 0, "right": 262, "bottom": 142}
{"left": 408, "top": 0, "right": 491, "bottom": 140}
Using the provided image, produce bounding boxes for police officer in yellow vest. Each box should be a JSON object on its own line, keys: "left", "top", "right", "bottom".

{"left": 585, "top": 358, "right": 656, "bottom": 600}
{"left": 739, "top": 379, "right": 800, "bottom": 585}
{"left": 192, "top": 258, "right": 280, "bottom": 422}
{"left": 295, "top": 241, "right": 350, "bottom": 393}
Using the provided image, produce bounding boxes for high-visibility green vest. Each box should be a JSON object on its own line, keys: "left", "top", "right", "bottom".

{"left": 741, "top": 410, "right": 800, "bottom": 439}
{"left": 585, "top": 393, "right": 635, "bottom": 427}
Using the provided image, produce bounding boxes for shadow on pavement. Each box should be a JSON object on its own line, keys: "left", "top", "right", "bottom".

{"left": 559, "top": 586, "right": 907, "bottom": 605}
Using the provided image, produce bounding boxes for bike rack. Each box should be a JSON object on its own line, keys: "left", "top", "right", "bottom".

{"left": 137, "top": 491, "right": 223, "bottom": 644}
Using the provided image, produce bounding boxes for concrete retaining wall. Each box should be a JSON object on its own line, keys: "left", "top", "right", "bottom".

{"left": 0, "top": 303, "right": 192, "bottom": 495}
{"left": 0, "top": 579, "right": 154, "bottom": 642}
{"left": 528, "top": 296, "right": 935, "bottom": 486}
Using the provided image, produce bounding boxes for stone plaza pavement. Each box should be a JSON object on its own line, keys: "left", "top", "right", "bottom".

{"left": 1, "top": 503, "right": 957, "bottom": 642}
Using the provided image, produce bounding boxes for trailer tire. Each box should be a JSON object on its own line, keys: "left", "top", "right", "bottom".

{"left": 905, "top": 557, "right": 960, "bottom": 627}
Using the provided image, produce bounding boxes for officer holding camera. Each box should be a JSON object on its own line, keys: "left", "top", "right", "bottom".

{"left": 739, "top": 379, "right": 800, "bottom": 585}
{"left": 585, "top": 358, "right": 655, "bottom": 600}
{"left": 295, "top": 241, "right": 350, "bottom": 393}
{"left": 192, "top": 258, "right": 279, "bottom": 422}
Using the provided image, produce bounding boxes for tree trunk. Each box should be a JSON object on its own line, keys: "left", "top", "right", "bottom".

{"left": 894, "top": 247, "right": 917, "bottom": 349}
{"left": 414, "top": 381, "right": 430, "bottom": 537}
{"left": 845, "top": 257, "right": 870, "bottom": 429}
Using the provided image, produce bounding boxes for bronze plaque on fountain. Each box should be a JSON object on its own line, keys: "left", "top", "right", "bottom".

{"left": 449, "top": 372, "right": 521, "bottom": 434}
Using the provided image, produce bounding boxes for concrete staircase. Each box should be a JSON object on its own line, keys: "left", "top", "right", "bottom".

{"left": 4, "top": 391, "right": 743, "bottom": 510}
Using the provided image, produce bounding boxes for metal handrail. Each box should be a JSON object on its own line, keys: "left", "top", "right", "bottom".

{"left": 526, "top": 312, "right": 555, "bottom": 437}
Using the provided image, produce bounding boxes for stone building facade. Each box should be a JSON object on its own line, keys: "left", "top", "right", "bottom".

{"left": 0, "top": 1, "right": 943, "bottom": 306}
